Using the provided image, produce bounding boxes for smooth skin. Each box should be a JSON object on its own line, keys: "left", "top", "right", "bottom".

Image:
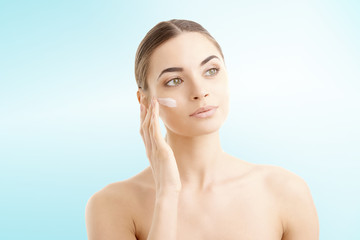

{"left": 85, "top": 32, "right": 319, "bottom": 240}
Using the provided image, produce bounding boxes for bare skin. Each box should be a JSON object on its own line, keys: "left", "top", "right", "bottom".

{"left": 85, "top": 32, "right": 319, "bottom": 239}
{"left": 127, "top": 159, "right": 283, "bottom": 240}
{"left": 86, "top": 159, "right": 318, "bottom": 240}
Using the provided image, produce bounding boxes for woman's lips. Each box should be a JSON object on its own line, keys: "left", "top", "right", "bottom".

{"left": 190, "top": 106, "right": 218, "bottom": 118}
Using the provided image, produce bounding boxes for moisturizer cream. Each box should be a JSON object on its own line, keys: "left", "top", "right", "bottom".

{"left": 157, "top": 97, "right": 177, "bottom": 108}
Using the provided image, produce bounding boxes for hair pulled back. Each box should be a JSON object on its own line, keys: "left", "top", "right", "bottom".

{"left": 135, "top": 19, "right": 224, "bottom": 92}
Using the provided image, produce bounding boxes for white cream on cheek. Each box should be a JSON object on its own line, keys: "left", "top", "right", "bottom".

{"left": 157, "top": 97, "right": 177, "bottom": 108}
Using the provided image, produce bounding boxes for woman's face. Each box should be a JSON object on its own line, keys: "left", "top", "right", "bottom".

{"left": 146, "top": 32, "right": 230, "bottom": 137}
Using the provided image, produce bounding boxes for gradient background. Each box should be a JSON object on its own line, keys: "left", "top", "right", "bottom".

{"left": 1, "top": 0, "right": 359, "bottom": 239}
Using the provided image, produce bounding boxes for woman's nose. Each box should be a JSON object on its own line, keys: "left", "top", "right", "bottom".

{"left": 193, "top": 92, "right": 209, "bottom": 100}
{"left": 190, "top": 76, "right": 209, "bottom": 100}
{"left": 191, "top": 86, "right": 210, "bottom": 100}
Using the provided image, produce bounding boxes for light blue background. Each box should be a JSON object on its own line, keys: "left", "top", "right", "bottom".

{"left": 1, "top": 0, "right": 359, "bottom": 239}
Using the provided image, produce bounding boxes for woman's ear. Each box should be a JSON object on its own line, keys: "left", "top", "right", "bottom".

{"left": 137, "top": 90, "right": 149, "bottom": 108}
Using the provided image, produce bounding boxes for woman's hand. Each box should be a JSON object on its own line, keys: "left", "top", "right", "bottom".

{"left": 140, "top": 96, "right": 182, "bottom": 197}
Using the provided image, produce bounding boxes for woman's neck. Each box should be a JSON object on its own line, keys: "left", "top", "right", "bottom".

{"left": 166, "top": 130, "right": 228, "bottom": 192}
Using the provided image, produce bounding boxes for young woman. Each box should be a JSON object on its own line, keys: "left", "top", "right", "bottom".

{"left": 85, "top": 19, "right": 319, "bottom": 240}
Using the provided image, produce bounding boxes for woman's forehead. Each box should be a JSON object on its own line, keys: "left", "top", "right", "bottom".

{"left": 148, "top": 32, "right": 222, "bottom": 73}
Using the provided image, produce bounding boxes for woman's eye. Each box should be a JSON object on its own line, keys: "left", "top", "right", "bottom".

{"left": 165, "top": 78, "right": 183, "bottom": 87}
{"left": 205, "top": 68, "right": 219, "bottom": 76}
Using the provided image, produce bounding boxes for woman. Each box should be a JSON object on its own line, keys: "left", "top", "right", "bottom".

{"left": 85, "top": 19, "right": 319, "bottom": 240}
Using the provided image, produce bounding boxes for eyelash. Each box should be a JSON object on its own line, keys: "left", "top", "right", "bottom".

{"left": 164, "top": 67, "right": 220, "bottom": 87}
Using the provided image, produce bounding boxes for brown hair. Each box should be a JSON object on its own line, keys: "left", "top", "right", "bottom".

{"left": 135, "top": 19, "right": 224, "bottom": 93}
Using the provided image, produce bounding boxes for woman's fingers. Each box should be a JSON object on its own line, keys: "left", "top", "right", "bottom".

{"left": 151, "top": 98, "right": 165, "bottom": 147}
{"left": 149, "top": 98, "right": 157, "bottom": 150}
{"left": 147, "top": 101, "right": 154, "bottom": 149}
{"left": 140, "top": 97, "right": 181, "bottom": 193}
{"left": 139, "top": 103, "right": 146, "bottom": 136}
{"left": 141, "top": 99, "right": 153, "bottom": 154}
{"left": 140, "top": 96, "right": 167, "bottom": 158}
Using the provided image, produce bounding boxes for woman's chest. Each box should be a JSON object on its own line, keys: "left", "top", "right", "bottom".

{"left": 133, "top": 187, "right": 283, "bottom": 240}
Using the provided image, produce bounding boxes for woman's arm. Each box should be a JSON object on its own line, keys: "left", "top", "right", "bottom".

{"left": 147, "top": 191, "right": 180, "bottom": 240}
{"left": 279, "top": 171, "right": 319, "bottom": 240}
{"left": 85, "top": 186, "right": 137, "bottom": 240}
{"left": 85, "top": 183, "right": 180, "bottom": 240}
{"left": 138, "top": 97, "right": 182, "bottom": 239}
{"left": 86, "top": 97, "right": 183, "bottom": 239}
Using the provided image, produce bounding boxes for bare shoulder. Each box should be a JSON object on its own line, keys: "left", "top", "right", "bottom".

{"left": 255, "top": 164, "right": 316, "bottom": 211}
{"left": 86, "top": 179, "right": 138, "bottom": 212}
{"left": 258, "top": 165, "right": 311, "bottom": 195}
{"left": 85, "top": 169, "right": 152, "bottom": 240}
{"left": 255, "top": 164, "right": 319, "bottom": 240}
{"left": 239, "top": 163, "right": 314, "bottom": 204}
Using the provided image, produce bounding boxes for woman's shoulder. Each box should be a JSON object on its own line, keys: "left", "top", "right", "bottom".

{"left": 228, "top": 154, "right": 308, "bottom": 189}
{"left": 85, "top": 168, "right": 155, "bottom": 239}
{"left": 85, "top": 167, "right": 154, "bottom": 236}
{"left": 88, "top": 166, "right": 154, "bottom": 203}
{"left": 224, "top": 154, "right": 312, "bottom": 198}
{"left": 244, "top": 163, "right": 312, "bottom": 201}
{"left": 255, "top": 163, "right": 317, "bottom": 232}
{"left": 255, "top": 164, "right": 311, "bottom": 197}
{"left": 85, "top": 180, "right": 136, "bottom": 222}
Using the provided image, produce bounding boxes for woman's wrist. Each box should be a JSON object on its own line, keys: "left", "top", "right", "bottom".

{"left": 156, "top": 189, "right": 181, "bottom": 200}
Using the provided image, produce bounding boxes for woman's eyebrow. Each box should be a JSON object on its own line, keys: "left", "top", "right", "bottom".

{"left": 200, "top": 55, "right": 219, "bottom": 66}
{"left": 157, "top": 67, "right": 183, "bottom": 81}
{"left": 157, "top": 55, "right": 220, "bottom": 81}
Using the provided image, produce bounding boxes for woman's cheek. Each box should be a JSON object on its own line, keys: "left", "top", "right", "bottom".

{"left": 159, "top": 106, "right": 178, "bottom": 126}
